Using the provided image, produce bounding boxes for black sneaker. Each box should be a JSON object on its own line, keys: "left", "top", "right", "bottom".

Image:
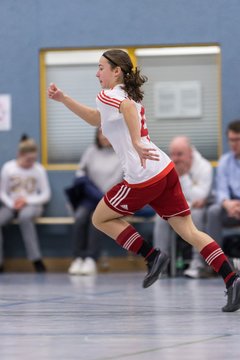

{"left": 143, "top": 251, "right": 169, "bottom": 288}
{"left": 33, "top": 260, "right": 47, "bottom": 273}
{"left": 222, "top": 276, "right": 240, "bottom": 312}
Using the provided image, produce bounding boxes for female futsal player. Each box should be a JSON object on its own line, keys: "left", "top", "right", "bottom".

{"left": 48, "top": 49, "right": 240, "bottom": 312}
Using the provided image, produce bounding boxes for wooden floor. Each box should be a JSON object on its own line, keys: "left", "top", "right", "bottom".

{"left": 0, "top": 273, "right": 239, "bottom": 360}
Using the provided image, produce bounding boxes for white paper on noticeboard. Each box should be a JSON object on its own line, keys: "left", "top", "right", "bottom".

{"left": 154, "top": 81, "right": 202, "bottom": 119}
{"left": 0, "top": 94, "right": 11, "bottom": 131}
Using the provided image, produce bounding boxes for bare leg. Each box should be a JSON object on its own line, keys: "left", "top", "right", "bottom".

{"left": 168, "top": 214, "right": 239, "bottom": 288}
{"left": 93, "top": 199, "right": 169, "bottom": 288}
{"left": 168, "top": 215, "right": 213, "bottom": 252}
{"left": 92, "top": 199, "right": 130, "bottom": 239}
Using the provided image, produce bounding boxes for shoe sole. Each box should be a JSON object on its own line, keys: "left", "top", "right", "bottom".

{"left": 222, "top": 303, "right": 240, "bottom": 312}
{"left": 68, "top": 272, "right": 82, "bottom": 275}
{"left": 143, "top": 254, "right": 169, "bottom": 289}
{"left": 81, "top": 271, "right": 97, "bottom": 276}
{"left": 222, "top": 279, "right": 240, "bottom": 312}
{"left": 184, "top": 273, "right": 199, "bottom": 279}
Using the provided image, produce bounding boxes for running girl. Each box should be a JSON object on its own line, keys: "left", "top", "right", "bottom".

{"left": 48, "top": 49, "right": 240, "bottom": 312}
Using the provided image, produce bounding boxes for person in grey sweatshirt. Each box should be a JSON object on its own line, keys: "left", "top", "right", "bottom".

{"left": 68, "top": 128, "right": 123, "bottom": 276}
{"left": 0, "top": 135, "right": 51, "bottom": 272}
{"left": 153, "top": 136, "right": 213, "bottom": 278}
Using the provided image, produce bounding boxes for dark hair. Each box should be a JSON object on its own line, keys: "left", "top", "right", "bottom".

{"left": 227, "top": 120, "right": 240, "bottom": 134}
{"left": 20, "top": 134, "right": 29, "bottom": 142}
{"left": 18, "top": 134, "right": 38, "bottom": 154}
{"left": 102, "top": 49, "right": 147, "bottom": 102}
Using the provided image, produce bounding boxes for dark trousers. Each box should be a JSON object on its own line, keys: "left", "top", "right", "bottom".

{"left": 73, "top": 205, "right": 103, "bottom": 260}
{"left": 207, "top": 203, "right": 240, "bottom": 246}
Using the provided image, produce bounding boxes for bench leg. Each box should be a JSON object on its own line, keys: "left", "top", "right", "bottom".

{"left": 170, "top": 231, "right": 177, "bottom": 277}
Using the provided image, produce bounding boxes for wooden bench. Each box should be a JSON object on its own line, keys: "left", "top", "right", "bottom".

{"left": 12, "top": 217, "right": 75, "bottom": 225}
{"left": 12, "top": 215, "right": 156, "bottom": 225}
{"left": 11, "top": 215, "right": 179, "bottom": 276}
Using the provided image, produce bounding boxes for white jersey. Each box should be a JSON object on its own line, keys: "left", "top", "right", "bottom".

{"left": 0, "top": 160, "right": 51, "bottom": 209}
{"left": 96, "top": 84, "right": 173, "bottom": 187}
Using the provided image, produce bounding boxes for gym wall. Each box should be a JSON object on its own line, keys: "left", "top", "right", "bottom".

{"left": 0, "top": 0, "right": 240, "bottom": 257}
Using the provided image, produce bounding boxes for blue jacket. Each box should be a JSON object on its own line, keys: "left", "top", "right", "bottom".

{"left": 65, "top": 176, "right": 103, "bottom": 211}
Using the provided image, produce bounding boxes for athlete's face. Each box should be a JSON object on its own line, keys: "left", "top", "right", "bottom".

{"left": 96, "top": 56, "right": 122, "bottom": 89}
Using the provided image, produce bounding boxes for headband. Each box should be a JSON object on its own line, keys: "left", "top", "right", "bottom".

{"left": 102, "top": 53, "right": 119, "bottom": 67}
{"left": 102, "top": 53, "right": 132, "bottom": 75}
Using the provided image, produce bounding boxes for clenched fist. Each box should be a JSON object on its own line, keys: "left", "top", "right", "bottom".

{"left": 47, "top": 83, "right": 65, "bottom": 102}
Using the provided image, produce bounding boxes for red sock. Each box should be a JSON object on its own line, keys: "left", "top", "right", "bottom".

{"left": 116, "top": 225, "right": 144, "bottom": 253}
{"left": 116, "top": 225, "right": 154, "bottom": 259}
{"left": 200, "top": 241, "right": 236, "bottom": 287}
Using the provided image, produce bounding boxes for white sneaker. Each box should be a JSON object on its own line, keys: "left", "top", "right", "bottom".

{"left": 184, "top": 259, "right": 203, "bottom": 279}
{"left": 68, "top": 258, "right": 84, "bottom": 275}
{"left": 184, "top": 267, "right": 200, "bottom": 279}
{"left": 233, "top": 258, "right": 240, "bottom": 271}
{"left": 81, "top": 257, "right": 97, "bottom": 276}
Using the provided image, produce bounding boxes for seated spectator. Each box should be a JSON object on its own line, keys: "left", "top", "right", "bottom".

{"left": 67, "top": 128, "right": 122, "bottom": 276}
{"left": 0, "top": 135, "right": 51, "bottom": 272}
{"left": 207, "top": 120, "right": 240, "bottom": 246}
{"left": 153, "top": 136, "right": 213, "bottom": 278}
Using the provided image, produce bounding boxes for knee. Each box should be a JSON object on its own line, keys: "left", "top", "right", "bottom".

{"left": 75, "top": 208, "right": 89, "bottom": 225}
{"left": 18, "top": 213, "right": 33, "bottom": 224}
{"left": 18, "top": 217, "right": 32, "bottom": 224}
{"left": 91, "top": 210, "right": 101, "bottom": 230}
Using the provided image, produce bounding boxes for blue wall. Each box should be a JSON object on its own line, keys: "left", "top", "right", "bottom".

{"left": 0, "top": 0, "right": 240, "bottom": 256}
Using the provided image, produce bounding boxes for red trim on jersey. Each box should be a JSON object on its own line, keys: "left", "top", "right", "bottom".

{"left": 140, "top": 107, "right": 149, "bottom": 137}
{"left": 102, "top": 90, "right": 123, "bottom": 105}
{"left": 123, "top": 162, "right": 175, "bottom": 189}
{"left": 97, "top": 93, "right": 120, "bottom": 109}
{"left": 97, "top": 90, "right": 124, "bottom": 109}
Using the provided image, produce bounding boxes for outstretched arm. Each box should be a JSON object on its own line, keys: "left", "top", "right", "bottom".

{"left": 47, "top": 83, "right": 101, "bottom": 127}
{"left": 120, "top": 99, "right": 159, "bottom": 168}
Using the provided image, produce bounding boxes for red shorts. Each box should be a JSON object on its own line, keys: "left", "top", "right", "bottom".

{"left": 104, "top": 168, "right": 190, "bottom": 220}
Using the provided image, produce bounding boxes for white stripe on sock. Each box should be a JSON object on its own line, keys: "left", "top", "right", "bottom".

{"left": 124, "top": 233, "right": 139, "bottom": 250}
{"left": 207, "top": 251, "right": 224, "bottom": 265}
{"left": 206, "top": 249, "right": 223, "bottom": 265}
{"left": 205, "top": 248, "right": 222, "bottom": 263}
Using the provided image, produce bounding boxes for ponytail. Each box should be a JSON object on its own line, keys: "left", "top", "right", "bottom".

{"left": 123, "top": 67, "right": 147, "bottom": 102}
{"left": 102, "top": 49, "right": 148, "bottom": 103}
